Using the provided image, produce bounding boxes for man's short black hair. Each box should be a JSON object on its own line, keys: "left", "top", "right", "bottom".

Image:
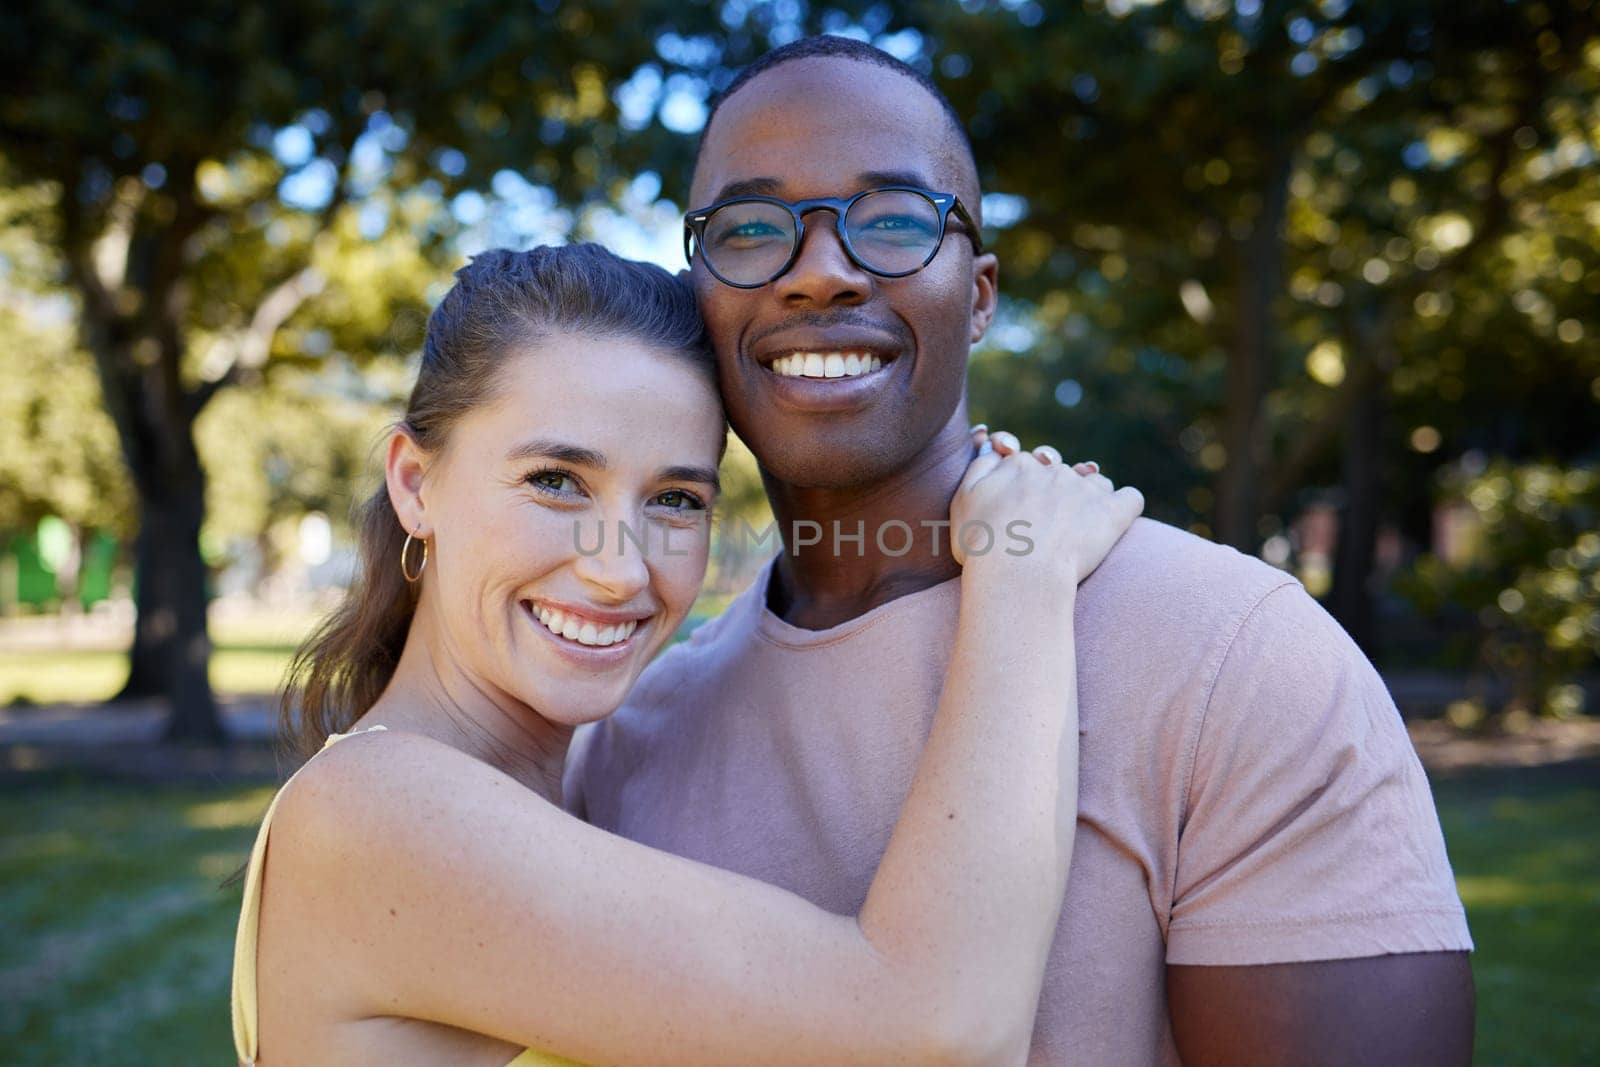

{"left": 694, "top": 35, "right": 978, "bottom": 186}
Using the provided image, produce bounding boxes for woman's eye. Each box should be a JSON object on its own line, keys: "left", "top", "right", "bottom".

{"left": 526, "top": 470, "right": 578, "bottom": 494}
{"left": 652, "top": 489, "right": 706, "bottom": 511}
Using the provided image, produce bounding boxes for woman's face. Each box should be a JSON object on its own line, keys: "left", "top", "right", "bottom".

{"left": 390, "top": 332, "right": 724, "bottom": 725}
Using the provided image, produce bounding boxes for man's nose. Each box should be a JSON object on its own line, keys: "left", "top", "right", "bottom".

{"left": 773, "top": 211, "right": 871, "bottom": 307}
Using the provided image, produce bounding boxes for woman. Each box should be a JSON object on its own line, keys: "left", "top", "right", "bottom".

{"left": 231, "top": 243, "right": 1142, "bottom": 1066}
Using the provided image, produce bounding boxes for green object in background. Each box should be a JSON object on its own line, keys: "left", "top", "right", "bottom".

{"left": 1, "top": 522, "right": 119, "bottom": 611}
{"left": 78, "top": 530, "right": 116, "bottom": 609}
{"left": 11, "top": 533, "right": 54, "bottom": 608}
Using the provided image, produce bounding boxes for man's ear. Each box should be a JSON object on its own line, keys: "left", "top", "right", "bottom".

{"left": 969, "top": 252, "right": 999, "bottom": 344}
{"left": 384, "top": 427, "right": 432, "bottom": 538}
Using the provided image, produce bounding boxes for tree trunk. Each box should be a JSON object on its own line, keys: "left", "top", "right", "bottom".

{"left": 113, "top": 601, "right": 172, "bottom": 701}
{"left": 1329, "top": 370, "right": 1384, "bottom": 654}
{"left": 64, "top": 167, "right": 225, "bottom": 742}
{"left": 151, "top": 490, "right": 222, "bottom": 744}
{"left": 113, "top": 403, "right": 223, "bottom": 741}
{"left": 1215, "top": 146, "right": 1293, "bottom": 552}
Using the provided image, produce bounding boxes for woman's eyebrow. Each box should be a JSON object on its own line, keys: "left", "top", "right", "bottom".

{"left": 506, "top": 439, "right": 607, "bottom": 469}
{"left": 659, "top": 465, "right": 722, "bottom": 492}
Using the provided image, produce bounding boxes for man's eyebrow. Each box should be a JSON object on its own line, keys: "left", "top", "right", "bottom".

{"left": 710, "top": 171, "right": 942, "bottom": 204}
{"left": 858, "top": 169, "right": 936, "bottom": 189}
{"left": 660, "top": 465, "right": 722, "bottom": 492}
{"left": 506, "top": 439, "right": 607, "bottom": 469}
{"left": 710, "top": 176, "right": 784, "bottom": 201}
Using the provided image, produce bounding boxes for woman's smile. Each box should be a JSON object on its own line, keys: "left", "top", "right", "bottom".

{"left": 521, "top": 597, "right": 654, "bottom": 665}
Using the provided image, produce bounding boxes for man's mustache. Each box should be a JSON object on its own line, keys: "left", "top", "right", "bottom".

{"left": 747, "top": 310, "right": 912, "bottom": 350}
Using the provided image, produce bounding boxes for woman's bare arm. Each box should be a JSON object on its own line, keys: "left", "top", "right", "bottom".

{"left": 265, "top": 451, "right": 1141, "bottom": 1066}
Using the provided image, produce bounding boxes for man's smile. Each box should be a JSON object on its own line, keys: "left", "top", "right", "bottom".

{"left": 767, "top": 350, "right": 888, "bottom": 379}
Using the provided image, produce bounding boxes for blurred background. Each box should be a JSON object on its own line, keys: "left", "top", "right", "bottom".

{"left": 0, "top": 0, "right": 1596, "bottom": 1062}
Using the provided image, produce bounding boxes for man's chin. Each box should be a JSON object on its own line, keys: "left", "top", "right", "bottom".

{"left": 750, "top": 438, "right": 918, "bottom": 492}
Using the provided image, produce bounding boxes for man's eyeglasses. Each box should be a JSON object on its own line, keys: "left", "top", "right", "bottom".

{"left": 683, "top": 186, "right": 984, "bottom": 289}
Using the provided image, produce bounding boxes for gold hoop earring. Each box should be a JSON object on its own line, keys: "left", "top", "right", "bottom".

{"left": 400, "top": 528, "right": 428, "bottom": 583}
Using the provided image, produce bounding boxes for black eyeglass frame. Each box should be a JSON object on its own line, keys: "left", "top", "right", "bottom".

{"left": 682, "top": 185, "right": 985, "bottom": 289}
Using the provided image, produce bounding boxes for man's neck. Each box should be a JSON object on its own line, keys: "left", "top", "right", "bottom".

{"left": 762, "top": 417, "right": 974, "bottom": 631}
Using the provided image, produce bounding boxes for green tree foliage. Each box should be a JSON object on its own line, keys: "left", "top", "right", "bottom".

{"left": 1403, "top": 461, "right": 1600, "bottom": 716}
{"left": 3, "top": 0, "right": 1596, "bottom": 729}
{"left": 0, "top": 180, "right": 131, "bottom": 537}
{"left": 908, "top": 0, "right": 1599, "bottom": 654}
{"left": 0, "top": 0, "right": 734, "bottom": 739}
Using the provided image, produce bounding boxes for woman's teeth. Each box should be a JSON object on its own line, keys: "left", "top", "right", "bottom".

{"left": 770, "top": 352, "right": 885, "bottom": 378}
{"left": 534, "top": 606, "right": 639, "bottom": 647}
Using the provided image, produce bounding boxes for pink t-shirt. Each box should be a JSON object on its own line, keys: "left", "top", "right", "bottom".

{"left": 566, "top": 518, "right": 1472, "bottom": 1064}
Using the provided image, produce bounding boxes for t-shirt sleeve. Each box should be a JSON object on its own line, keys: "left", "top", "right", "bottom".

{"left": 1165, "top": 582, "right": 1473, "bottom": 965}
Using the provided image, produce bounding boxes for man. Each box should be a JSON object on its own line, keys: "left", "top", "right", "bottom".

{"left": 568, "top": 36, "right": 1474, "bottom": 1064}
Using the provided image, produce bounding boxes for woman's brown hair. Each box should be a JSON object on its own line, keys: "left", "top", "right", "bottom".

{"left": 277, "top": 243, "right": 713, "bottom": 762}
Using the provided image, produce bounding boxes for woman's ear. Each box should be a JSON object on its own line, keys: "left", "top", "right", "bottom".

{"left": 384, "top": 427, "right": 431, "bottom": 537}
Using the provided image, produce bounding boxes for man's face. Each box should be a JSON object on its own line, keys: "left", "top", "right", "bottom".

{"left": 689, "top": 58, "right": 998, "bottom": 490}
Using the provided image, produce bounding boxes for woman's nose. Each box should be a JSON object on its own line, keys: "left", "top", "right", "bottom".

{"left": 571, "top": 517, "right": 652, "bottom": 602}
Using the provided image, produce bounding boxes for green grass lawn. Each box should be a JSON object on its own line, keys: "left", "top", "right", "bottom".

{"left": 0, "top": 777, "right": 276, "bottom": 1062}
{"left": 1433, "top": 767, "right": 1600, "bottom": 1065}
{"left": 1, "top": 765, "right": 1594, "bottom": 1064}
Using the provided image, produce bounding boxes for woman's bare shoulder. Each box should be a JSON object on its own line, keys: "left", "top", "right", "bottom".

{"left": 269, "top": 729, "right": 561, "bottom": 895}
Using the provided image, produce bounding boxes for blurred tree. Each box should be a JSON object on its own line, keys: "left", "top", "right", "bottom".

{"left": 0, "top": 0, "right": 731, "bottom": 740}
{"left": 1401, "top": 460, "right": 1600, "bottom": 717}
{"left": 0, "top": 179, "right": 132, "bottom": 542}
{"left": 911, "top": 0, "right": 1598, "bottom": 650}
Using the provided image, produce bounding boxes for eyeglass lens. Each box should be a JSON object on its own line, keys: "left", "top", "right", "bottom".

{"left": 701, "top": 190, "right": 943, "bottom": 285}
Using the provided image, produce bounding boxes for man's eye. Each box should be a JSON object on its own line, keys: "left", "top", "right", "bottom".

{"left": 651, "top": 489, "right": 706, "bottom": 511}
{"left": 714, "top": 220, "right": 786, "bottom": 247}
{"left": 859, "top": 214, "right": 935, "bottom": 237}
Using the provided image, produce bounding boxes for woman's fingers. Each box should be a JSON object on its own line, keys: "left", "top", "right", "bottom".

{"left": 976, "top": 426, "right": 1075, "bottom": 469}
{"left": 958, "top": 444, "right": 1006, "bottom": 494}
{"left": 1114, "top": 485, "right": 1146, "bottom": 521}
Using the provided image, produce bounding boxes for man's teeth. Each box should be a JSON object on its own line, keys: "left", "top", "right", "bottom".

{"left": 534, "top": 606, "right": 640, "bottom": 647}
{"left": 770, "top": 352, "right": 885, "bottom": 378}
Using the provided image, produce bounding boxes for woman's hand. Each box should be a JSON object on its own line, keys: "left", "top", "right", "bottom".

{"left": 952, "top": 425, "right": 1143, "bottom": 586}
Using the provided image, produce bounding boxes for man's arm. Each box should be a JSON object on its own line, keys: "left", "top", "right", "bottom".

{"left": 1169, "top": 953, "right": 1475, "bottom": 1066}
{"left": 1163, "top": 581, "right": 1475, "bottom": 1062}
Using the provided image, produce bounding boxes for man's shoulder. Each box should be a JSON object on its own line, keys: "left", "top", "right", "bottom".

{"left": 1086, "top": 517, "right": 1300, "bottom": 625}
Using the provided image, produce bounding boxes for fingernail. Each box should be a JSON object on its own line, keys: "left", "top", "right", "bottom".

{"left": 970, "top": 423, "right": 987, "bottom": 434}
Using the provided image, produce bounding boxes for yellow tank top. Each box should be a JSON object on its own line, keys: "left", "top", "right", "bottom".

{"left": 230, "top": 725, "right": 584, "bottom": 1067}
